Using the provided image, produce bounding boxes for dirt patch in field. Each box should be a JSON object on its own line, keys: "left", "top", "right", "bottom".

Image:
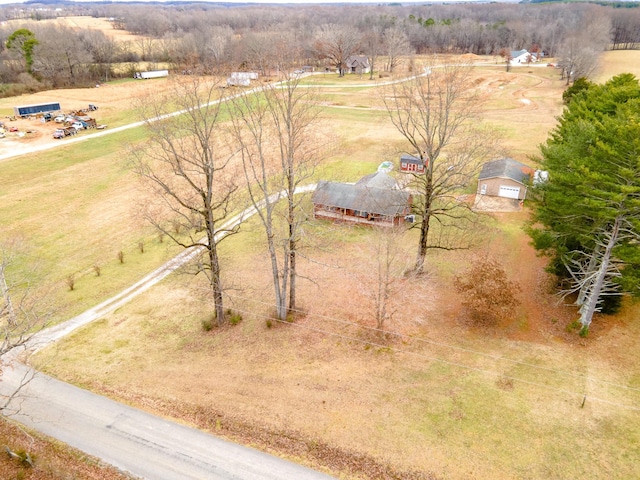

{"left": 472, "top": 194, "right": 522, "bottom": 212}
{"left": 0, "top": 79, "right": 179, "bottom": 159}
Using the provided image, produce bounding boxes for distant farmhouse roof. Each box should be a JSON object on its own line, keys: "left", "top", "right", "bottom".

{"left": 510, "top": 49, "right": 539, "bottom": 64}
{"left": 479, "top": 158, "right": 533, "bottom": 184}
{"left": 510, "top": 49, "right": 528, "bottom": 59}
{"left": 344, "top": 55, "right": 371, "bottom": 74}
{"left": 399, "top": 154, "right": 426, "bottom": 173}
{"left": 401, "top": 154, "right": 422, "bottom": 164}
{"left": 346, "top": 55, "right": 370, "bottom": 68}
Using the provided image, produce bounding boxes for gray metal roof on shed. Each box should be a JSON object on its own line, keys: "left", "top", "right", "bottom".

{"left": 478, "top": 158, "right": 532, "bottom": 184}
{"left": 312, "top": 180, "right": 410, "bottom": 216}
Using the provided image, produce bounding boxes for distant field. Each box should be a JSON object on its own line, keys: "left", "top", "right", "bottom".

{"left": 594, "top": 50, "right": 640, "bottom": 83}
{"left": 3, "top": 15, "right": 147, "bottom": 44}
{"left": 3, "top": 50, "right": 639, "bottom": 479}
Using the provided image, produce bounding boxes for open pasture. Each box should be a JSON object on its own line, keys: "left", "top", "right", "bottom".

{"left": 2, "top": 15, "right": 148, "bottom": 44}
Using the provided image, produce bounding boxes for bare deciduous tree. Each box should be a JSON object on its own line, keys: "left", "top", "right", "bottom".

{"left": 498, "top": 47, "right": 513, "bottom": 72}
{"left": 357, "top": 226, "right": 411, "bottom": 331}
{"left": 383, "top": 62, "right": 499, "bottom": 274}
{"left": 132, "top": 77, "right": 239, "bottom": 325}
{"left": 135, "top": 36, "right": 158, "bottom": 62}
{"left": 80, "top": 30, "right": 119, "bottom": 82}
{"left": 32, "top": 25, "right": 92, "bottom": 86}
{"left": 383, "top": 26, "right": 411, "bottom": 74}
{"left": 165, "top": 25, "right": 231, "bottom": 75}
{"left": 229, "top": 73, "right": 322, "bottom": 320}
{"left": 313, "top": 24, "right": 360, "bottom": 77}
{"left": 202, "top": 26, "right": 233, "bottom": 71}
{"left": 362, "top": 24, "right": 382, "bottom": 80}
{"left": 557, "top": 9, "right": 609, "bottom": 85}
{"left": 241, "top": 31, "right": 287, "bottom": 77}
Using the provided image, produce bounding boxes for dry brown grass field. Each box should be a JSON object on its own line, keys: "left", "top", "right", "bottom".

{"left": 594, "top": 50, "right": 640, "bottom": 83}
{"left": 2, "top": 46, "right": 640, "bottom": 479}
{"left": 3, "top": 15, "right": 148, "bottom": 44}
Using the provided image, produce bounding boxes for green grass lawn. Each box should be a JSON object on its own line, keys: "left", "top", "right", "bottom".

{"left": 299, "top": 72, "right": 381, "bottom": 86}
{"left": 0, "top": 123, "right": 182, "bottom": 321}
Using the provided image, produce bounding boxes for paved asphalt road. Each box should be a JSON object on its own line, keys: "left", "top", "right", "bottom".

{"left": 0, "top": 361, "right": 334, "bottom": 480}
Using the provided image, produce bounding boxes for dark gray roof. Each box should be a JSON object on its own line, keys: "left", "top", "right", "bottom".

{"left": 346, "top": 55, "right": 370, "bottom": 68}
{"left": 355, "top": 171, "right": 399, "bottom": 190}
{"left": 312, "top": 180, "right": 410, "bottom": 217}
{"left": 478, "top": 158, "right": 532, "bottom": 184}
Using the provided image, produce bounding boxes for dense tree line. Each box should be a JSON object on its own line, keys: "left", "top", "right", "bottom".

{"left": 0, "top": 22, "right": 132, "bottom": 92}
{"left": 91, "top": 2, "right": 639, "bottom": 56}
{"left": 0, "top": 1, "right": 639, "bottom": 94}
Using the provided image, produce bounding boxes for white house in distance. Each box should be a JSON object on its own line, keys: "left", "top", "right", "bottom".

{"left": 510, "top": 49, "right": 539, "bottom": 65}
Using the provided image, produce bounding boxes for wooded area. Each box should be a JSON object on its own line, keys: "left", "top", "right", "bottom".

{"left": 0, "top": 1, "right": 638, "bottom": 94}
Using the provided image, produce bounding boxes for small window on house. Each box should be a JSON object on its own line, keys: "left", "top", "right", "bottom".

{"left": 480, "top": 184, "right": 487, "bottom": 195}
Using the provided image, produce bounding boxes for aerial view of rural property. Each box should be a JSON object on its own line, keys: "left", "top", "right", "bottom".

{"left": 0, "top": 0, "right": 639, "bottom": 479}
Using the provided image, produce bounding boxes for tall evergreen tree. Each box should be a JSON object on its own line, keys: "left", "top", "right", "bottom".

{"left": 528, "top": 73, "right": 640, "bottom": 334}
{"left": 6, "top": 29, "right": 38, "bottom": 75}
